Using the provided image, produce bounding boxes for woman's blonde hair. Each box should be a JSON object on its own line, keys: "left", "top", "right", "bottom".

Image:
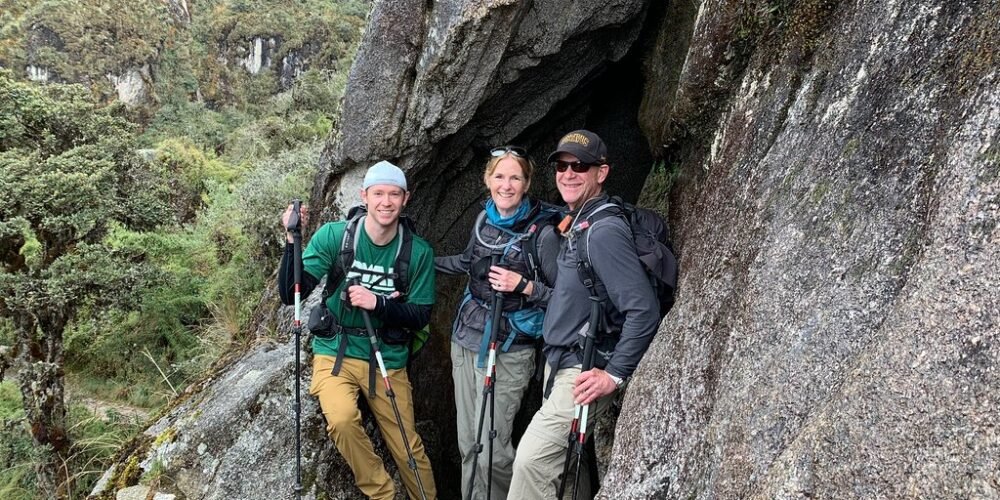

{"left": 483, "top": 150, "right": 534, "bottom": 190}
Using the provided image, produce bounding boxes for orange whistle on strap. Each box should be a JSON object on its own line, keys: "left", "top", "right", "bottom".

{"left": 557, "top": 215, "right": 574, "bottom": 234}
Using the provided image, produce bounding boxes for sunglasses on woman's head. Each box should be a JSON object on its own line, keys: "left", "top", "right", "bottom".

{"left": 490, "top": 146, "right": 528, "bottom": 158}
{"left": 550, "top": 160, "right": 598, "bottom": 173}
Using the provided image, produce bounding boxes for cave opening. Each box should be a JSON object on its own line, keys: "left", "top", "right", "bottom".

{"left": 410, "top": 7, "right": 679, "bottom": 496}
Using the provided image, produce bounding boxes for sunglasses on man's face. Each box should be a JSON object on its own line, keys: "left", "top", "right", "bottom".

{"left": 490, "top": 146, "right": 528, "bottom": 158}
{"left": 550, "top": 160, "right": 598, "bottom": 173}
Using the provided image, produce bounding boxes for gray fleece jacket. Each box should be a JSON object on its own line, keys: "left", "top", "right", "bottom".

{"left": 542, "top": 194, "right": 659, "bottom": 380}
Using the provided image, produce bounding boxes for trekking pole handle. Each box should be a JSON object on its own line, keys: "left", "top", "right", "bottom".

{"left": 286, "top": 199, "right": 302, "bottom": 232}
{"left": 490, "top": 254, "right": 504, "bottom": 322}
{"left": 289, "top": 200, "right": 303, "bottom": 324}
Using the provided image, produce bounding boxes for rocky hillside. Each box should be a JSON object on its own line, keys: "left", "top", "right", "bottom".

{"left": 90, "top": 0, "right": 998, "bottom": 498}
{"left": 0, "top": 0, "right": 367, "bottom": 111}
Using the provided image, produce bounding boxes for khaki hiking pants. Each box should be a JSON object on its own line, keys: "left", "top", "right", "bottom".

{"left": 508, "top": 364, "right": 615, "bottom": 500}
{"left": 452, "top": 342, "right": 536, "bottom": 500}
{"left": 310, "top": 354, "right": 437, "bottom": 500}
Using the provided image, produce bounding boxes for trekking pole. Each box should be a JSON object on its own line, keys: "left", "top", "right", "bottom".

{"left": 353, "top": 278, "right": 429, "bottom": 500}
{"left": 467, "top": 254, "right": 503, "bottom": 500}
{"left": 572, "top": 296, "right": 601, "bottom": 500}
{"left": 286, "top": 200, "right": 304, "bottom": 497}
{"left": 557, "top": 295, "right": 601, "bottom": 499}
{"left": 556, "top": 406, "right": 580, "bottom": 499}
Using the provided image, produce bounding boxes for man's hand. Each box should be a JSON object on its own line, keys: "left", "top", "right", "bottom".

{"left": 572, "top": 368, "right": 617, "bottom": 405}
{"left": 281, "top": 203, "right": 309, "bottom": 243}
{"left": 346, "top": 284, "right": 378, "bottom": 310}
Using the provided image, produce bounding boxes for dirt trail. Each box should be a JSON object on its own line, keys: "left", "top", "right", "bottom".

{"left": 66, "top": 391, "right": 151, "bottom": 424}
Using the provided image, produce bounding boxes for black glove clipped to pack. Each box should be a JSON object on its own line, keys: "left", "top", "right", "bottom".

{"left": 471, "top": 256, "right": 494, "bottom": 281}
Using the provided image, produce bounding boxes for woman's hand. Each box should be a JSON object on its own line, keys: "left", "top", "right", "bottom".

{"left": 488, "top": 266, "right": 532, "bottom": 295}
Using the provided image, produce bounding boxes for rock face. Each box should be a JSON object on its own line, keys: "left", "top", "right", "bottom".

{"left": 599, "top": 1, "right": 1000, "bottom": 498}
{"left": 315, "top": 0, "right": 655, "bottom": 236}
{"left": 95, "top": 0, "right": 999, "bottom": 498}
{"left": 107, "top": 65, "right": 152, "bottom": 108}
{"left": 239, "top": 36, "right": 279, "bottom": 75}
{"left": 25, "top": 23, "right": 64, "bottom": 83}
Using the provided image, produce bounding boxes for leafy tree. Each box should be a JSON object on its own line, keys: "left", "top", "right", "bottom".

{"left": 0, "top": 70, "right": 168, "bottom": 498}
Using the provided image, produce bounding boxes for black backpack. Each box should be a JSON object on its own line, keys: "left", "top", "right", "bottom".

{"left": 576, "top": 197, "right": 679, "bottom": 326}
{"left": 463, "top": 202, "right": 561, "bottom": 351}
{"left": 321, "top": 205, "right": 431, "bottom": 354}
{"left": 323, "top": 205, "right": 414, "bottom": 300}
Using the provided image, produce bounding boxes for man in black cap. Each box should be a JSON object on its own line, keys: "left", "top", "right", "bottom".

{"left": 508, "top": 130, "right": 660, "bottom": 499}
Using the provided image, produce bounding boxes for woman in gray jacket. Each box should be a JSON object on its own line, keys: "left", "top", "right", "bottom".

{"left": 435, "top": 146, "right": 559, "bottom": 500}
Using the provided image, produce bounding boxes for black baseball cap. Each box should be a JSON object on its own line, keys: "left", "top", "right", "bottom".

{"left": 546, "top": 130, "right": 608, "bottom": 165}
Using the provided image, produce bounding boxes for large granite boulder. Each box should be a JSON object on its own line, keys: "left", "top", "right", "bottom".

{"left": 601, "top": 0, "right": 1000, "bottom": 498}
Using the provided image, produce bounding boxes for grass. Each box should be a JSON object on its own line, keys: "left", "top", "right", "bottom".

{"left": 66, "top": 372, "right": 165, "bottom": 411}
{"left": 1, "top": 381, "right": 147, "bottom": 499}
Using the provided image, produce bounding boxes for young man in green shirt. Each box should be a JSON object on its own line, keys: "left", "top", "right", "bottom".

{"left": 279, "top": 161, "right": 437, "bottom": 499}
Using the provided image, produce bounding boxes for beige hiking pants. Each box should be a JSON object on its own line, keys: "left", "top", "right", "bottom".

{"left": 508, "top": 364, "right": 614, "bottom": 500}
{"left": 310, "top": 354, "right": 437, "bottom": 500}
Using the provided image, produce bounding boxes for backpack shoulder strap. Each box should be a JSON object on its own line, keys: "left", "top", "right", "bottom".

{"left": 576, "top": 201, "right": 628, "bottom": 298}
{"left": 393, "top": 220, "right": 413, "bottom": 296}
{"left": 576, "top": 223, "right": 599, "bottom": 299}
{"left": 523, "top": 206, "right": 560, "bottom": 285}
{"left": 322, "top": 212, "right": 364, "bottom": 299}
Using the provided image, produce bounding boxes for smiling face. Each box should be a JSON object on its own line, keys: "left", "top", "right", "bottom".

{"left": 485, "top": 155, "right": 531, "bottom": 216}
{"left": 555, "top": 152, "right": 607, "bottom": 209}
{"left": 360, "top": 184, "right": 410, "bottom": 229}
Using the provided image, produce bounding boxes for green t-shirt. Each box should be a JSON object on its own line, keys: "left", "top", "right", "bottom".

{"left": 303, "top": 219, "right": 435, "bottom": 370}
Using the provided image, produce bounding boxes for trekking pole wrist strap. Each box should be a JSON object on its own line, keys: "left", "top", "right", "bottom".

{"left": 513, "top": 276, "right": 528, "bottom": 294}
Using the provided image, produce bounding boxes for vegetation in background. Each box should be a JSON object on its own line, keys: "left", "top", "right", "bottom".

{"left": 638, "top": 160, "right": 680, "bottom": 215}
{"left": 0, "top": 381, "right": 142, "bottom": 500}
{"left": 0, "top": 69, "right": 169, "bottom": 498}
{"left": 0, "top": 1, "right": 368, "bottom": 497}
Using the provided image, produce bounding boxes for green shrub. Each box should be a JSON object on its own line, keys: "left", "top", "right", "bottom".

{"left": 222, "top": 112, "right": 330, "bottom": 163}
{"left": 68, "top": 226, "right": 217, "bottom": 387}
{"left": 290, "top": 68, "right": 347, "bottom": 115}
{"left": 63, "top": 156, "right": 312, "bottom": 393}
{"left": 152, "top": 138, "right": 244, "bottom": 222}
{"left": 235, "top": 141, "right": 319, "bottom": 264}
{"left": 141, "top": 101, "right": 250, "bottom": 152}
